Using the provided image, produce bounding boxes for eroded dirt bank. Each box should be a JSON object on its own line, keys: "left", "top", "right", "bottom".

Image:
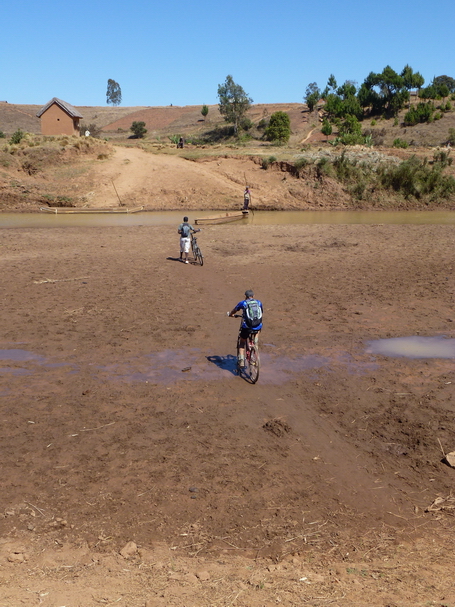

{"left": 1, "top": 222, "right": 455, "bottom": 606}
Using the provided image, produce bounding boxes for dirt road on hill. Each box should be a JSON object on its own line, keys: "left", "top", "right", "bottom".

{"left": 1, "top": 222, "right": 455, "bottom": 606}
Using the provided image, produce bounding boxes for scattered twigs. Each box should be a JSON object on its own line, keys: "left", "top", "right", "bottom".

{"left": 438, "top": 437, "right": 446, "bottom": 457}
{"left": 79, "top": 422, "right": 116, "bottom": 432}
{"left": 34, "top": 277, "right": 89, "bottom": 284}
{"left": 26, "top": 501, "right": 45, "bottom": 516}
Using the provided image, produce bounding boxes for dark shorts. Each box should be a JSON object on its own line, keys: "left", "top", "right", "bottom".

{"left": 240, "top": 327, "right": 259, "bottom": 339}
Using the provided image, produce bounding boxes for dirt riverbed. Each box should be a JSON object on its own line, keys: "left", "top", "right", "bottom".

{"left": 1, "top": 221, "right": 455, "bottom": 606}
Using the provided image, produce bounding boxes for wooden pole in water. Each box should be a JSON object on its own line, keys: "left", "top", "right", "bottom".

{"left": 112, "top": 180, "right": 123, "bottom": 206}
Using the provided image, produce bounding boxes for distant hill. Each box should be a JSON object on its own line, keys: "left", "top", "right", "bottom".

{"left": 1, "top": 100, "right": 454, "bottom": 147}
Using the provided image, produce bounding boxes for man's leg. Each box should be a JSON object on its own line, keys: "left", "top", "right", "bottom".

{"left": 238, "top": 337, "right": 246, "bottom": 367}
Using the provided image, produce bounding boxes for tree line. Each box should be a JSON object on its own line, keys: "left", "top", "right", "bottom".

{"left": 106, "top": 68, "right": 455, "bottom": 144}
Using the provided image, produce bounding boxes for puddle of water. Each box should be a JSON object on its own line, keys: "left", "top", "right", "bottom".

{"left": 0, "top": 349, "right": 45, "bottom": 362}
{"left": 2, "top": 210, "right": 455, "bottom": 228}
{"left": 366, "top": 336, "right": 455, "bottom": 359}
{"left": 0, "top": 367, "right": 32, "bottom": 375}
{"left": 99, "top": 350, "right": 335, "bottom": 385}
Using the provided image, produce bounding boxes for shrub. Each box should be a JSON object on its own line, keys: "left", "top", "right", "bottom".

{"left": 239, "top": 117, "right": 253, "bottom": 131}
{"left": 371, "top": 120, "right": 377, "bottom": 126}
{"left": 130, "top": 121, "right": 147, "bottom": 138}
{"left": 0, "top": 131, "right": 5, "bottom": 138}
{"left": 434, "top": 112, "right": 442, "bottom": 120}
{"left": 316, "top": 156, "right": 334, "bottom": 178}
{"left": 9, "top": 129, "right": 25, "bottom": 144}
{"left": 264, "top": 111, "right": 291, "bottom": 143}
{"left": 261, "top": 155, "right": 276, "bottom": 170}
{"left": 80, "top": 122, "right": 102, "bottom": 138}
{"left": 378, "top": 155, "right": 455, "bottom": 200}
{"left": 393, "top": 138, "right": 409, "bottom": 148}
{"left": 403, "top": 102, "right": 434, "bottom": 126}
{"left": 448, "top": 128, "right": 455, "bottom": 146}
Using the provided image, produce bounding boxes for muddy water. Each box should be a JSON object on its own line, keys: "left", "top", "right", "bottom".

{"left": 366, "top": 336, "right": 455, "bottom": 359}
{"left": 2, "top": 210, "right": 455, "bottom": 228}
{"left": 0, "top": 346, "right": 372, "bottom": 385}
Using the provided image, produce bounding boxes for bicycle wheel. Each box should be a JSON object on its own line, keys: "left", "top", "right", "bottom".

{"left": 196, "top": 247, "right": 204, "bottom": 266}
{"left": 247, "top": 344, "right": 260, "bottom": 383}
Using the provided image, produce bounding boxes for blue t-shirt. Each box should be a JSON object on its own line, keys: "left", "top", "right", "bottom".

{"left": 234, "top": 298, "right": 263, "bottom": 330}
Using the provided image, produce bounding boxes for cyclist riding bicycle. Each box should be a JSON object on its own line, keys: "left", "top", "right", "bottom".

{"left": 227, "top": 290, "right": 263, "bottom": 368}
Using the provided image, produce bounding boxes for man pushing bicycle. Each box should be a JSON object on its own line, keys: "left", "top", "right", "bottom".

{"left": 227, "top": 290, "right": 263, "bottom": 369}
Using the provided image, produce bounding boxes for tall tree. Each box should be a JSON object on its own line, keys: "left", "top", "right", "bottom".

{"left": 217, "top": 75, "right": 253, "bottom": 134}
{"left": 201, "top": 105, "right": 209, "bottom": 121}
{"left": 360, "top": 66, "right": 409, "bottom": 115}
{"left": 434, "top": 75, "right": 455, "bottom": 93}
{"left": 304, "top": 82, "right": 320, "bottom": 112}
{"left": 106, "top": 79, "right": 122, "bottom": 106}
{"left": 401, "top": 65, "right": 424, "bottom": 91}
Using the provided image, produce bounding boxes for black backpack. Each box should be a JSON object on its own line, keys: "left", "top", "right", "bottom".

{"left": 244, "top": 299, "right": 262, "bottom": 329}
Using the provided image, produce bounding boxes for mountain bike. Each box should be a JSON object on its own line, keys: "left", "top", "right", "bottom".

{"left": 191, "top": 230, "right": 203, "bottom": 266}
{"left": 229, "top": 314, "right": 260, "bottom": 384}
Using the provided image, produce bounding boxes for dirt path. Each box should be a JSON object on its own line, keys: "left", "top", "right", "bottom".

{"left": 1, "top": 222, "right": 455, "bottom": 605}
{"left": 86, "top": 147, "right": 250, "bottom": 209}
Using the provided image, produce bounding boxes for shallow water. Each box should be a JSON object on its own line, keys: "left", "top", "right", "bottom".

{"left": 0, "top": 346, "right": 370, "bottom": 386}
{"left": 2, "top": 210, "right": 455, "bottom": 228}
{"left": 366, "top": 336, "right": 455, "bottom": 359}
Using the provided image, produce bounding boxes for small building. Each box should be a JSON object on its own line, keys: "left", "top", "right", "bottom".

{"left": 36, "top": 97, "right": 83, "bottom": 136}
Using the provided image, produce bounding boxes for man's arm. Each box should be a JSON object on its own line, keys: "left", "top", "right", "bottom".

{"left": 228, "top": 303, "right": 241, "bottom": 317}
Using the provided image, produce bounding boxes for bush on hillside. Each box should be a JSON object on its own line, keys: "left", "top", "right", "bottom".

{"left": 9, "top": 129, "right": 25, "bottom": 144}
{"left": 403, "top": 102, "right": 434, "bottom": 126}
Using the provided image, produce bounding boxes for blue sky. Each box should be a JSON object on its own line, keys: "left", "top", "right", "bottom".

{"left": 3, "top": 0, "right": 455, "bottom": 107}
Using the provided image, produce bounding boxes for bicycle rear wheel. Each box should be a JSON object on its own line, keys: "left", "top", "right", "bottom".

{"left": 247, "top": 344, "right": 260, "bottom": 383}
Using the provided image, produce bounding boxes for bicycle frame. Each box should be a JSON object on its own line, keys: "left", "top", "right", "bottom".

{"left": 191, "top": 232, "right": 203, "bottom": 266}
{"left": 236, "top": 324, "right": 260, "bottom": 383}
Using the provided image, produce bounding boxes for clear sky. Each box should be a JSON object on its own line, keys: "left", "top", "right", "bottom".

{"left": 3, "top": 0, "right": 455, "bottom": 108}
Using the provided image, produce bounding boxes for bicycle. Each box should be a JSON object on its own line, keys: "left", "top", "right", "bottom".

{"left": 229, "top": 314, "right": 260, "bottom": 384}
{"left": 191, "top": 230, "right": 203, "bottom": 266}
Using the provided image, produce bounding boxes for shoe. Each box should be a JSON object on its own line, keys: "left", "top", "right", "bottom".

{"left": 238, "top": 358, "right": 245, "bottom": 368}
{"left": 184, "top": 260, "right": 189, "bottom": 264}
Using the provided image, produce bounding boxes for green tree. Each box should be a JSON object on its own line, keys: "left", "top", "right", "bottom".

{"left": 401, "top": 64, "right": 424, "bottom": 91}
{"left": 324, "top": 79, "right": 363, "bottom": 120}
{"left": 321, "top": 118, "right": 332, "bottom": 141}
{"left": 304, "top": 82, "right": 320, "bottom": 112}
{"left": 434, "top": 75, "right": 455, "bottom": 93}
{"left": 420, "top": 79, "right": 450, "bottom": 101}
{"left": 130, "top": 121, "right": 147, "bottom": 138}
{"left": 217, "top": 75, "right": 253, "bottom": 134}
{"left": 106, "top": 79, "right": 122, "bottom": 106}
{"left": 201, "top": 105, "right": 209, "bottom": 121}
{"left": 264, "top": 111, "right": 291, "bottom": 143}
{"left": 361, "top": 66, "right": 410, "bottom": 115}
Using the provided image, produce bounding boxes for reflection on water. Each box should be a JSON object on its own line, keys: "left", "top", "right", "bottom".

{"left": 0, "top": 346, "right": 366, "bottom": 386}
{"left": 2, "top": 210, "right": 455, "bottom": 228}
{"left": 366, "top": 335, "right": 455, "bottom": 359}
